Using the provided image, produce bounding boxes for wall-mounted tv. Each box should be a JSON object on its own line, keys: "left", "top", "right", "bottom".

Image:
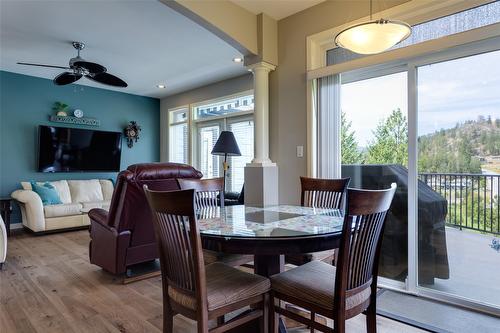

{"left": 38, "top": 125, "right": 122, "bottom": 172}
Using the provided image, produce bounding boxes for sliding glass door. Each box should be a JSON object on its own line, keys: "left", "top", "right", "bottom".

{"left": 197, "top": 122, "right": 221, "bottom": 179}
{"left": 227, "top": 117, "right": 254, "bottom": 192}
{"left": 319, "top": 38, "right": 500, "bottom": 313}
{"left": 417, "top": 50, "right": 500, "bottom": 308}
{"left": 340, "top": 71, "right": 409, "bottom": 286}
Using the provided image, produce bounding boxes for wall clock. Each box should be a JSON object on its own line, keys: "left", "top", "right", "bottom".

{"left": 73, "top": 109, "right": 84, "bottom": 118}
{"left": 124, "top": 121, "right": 141, "bottom": 148}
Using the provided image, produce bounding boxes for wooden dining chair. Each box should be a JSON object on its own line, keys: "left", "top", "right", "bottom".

{"left": 178, "top": 178, "right": 225, "bottom": 209}
{"left": 285, "top": 177, "right": 351, "bottom": 267}
{"left": 144, "top": 187, "right": 270, "bottom": 333}
{"left": 178, "top": 178, "right": 252, "bottom": 267}
{"left": 270, "top": 183, "right": 397, "bottom": 333}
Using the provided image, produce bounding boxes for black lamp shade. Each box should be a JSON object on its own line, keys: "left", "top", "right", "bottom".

{"left": 211, "top": 131, "right": 241, "bottom": 156}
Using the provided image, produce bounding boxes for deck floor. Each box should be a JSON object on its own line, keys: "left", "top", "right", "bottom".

{"left": 421, "top": 227, "right": 500, "bottom": 307}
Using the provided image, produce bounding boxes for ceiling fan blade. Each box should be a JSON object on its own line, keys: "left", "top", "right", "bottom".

{"left": 17, "top": 62, "right": 70, "bottom": 70}
{"left": 73, "top": 61, "right": 106, "bottom": 74}
{"left": 86, "top": 72, "right": 127, "bottom": 87}
{"left": 53, "top": 72, "right": 82, "bottom": 85}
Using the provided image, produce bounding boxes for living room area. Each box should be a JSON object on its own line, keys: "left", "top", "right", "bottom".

{"left": 1, "top": 1, "right": 500, "bottom": 333}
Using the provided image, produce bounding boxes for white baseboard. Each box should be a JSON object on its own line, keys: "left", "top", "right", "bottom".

{"left": 10, "top": 223, "right": 23, "bottom": 230}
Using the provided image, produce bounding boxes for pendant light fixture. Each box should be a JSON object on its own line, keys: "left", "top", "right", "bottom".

{"left": 334, "top": 0, "right": 411, "bottom": 55}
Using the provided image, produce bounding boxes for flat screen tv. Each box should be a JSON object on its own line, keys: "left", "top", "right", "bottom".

{"left": 38, "top": 125, "right": 122, "bottom": 172}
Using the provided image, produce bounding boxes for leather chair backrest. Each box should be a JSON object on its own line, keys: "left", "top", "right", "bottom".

{"left": 107, "top": 163, "right": 203, "bottom": 247}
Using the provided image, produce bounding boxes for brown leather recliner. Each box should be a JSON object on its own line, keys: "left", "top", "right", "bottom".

{"left": 88, "top": 163, "right": 203, "bottom": 274}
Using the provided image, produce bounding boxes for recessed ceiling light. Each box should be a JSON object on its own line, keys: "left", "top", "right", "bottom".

{"left": 157, "top": 84, "right": 166, "bottom": 89}
{"left": 232, "top": 57, "right": 243, "bottom": 63}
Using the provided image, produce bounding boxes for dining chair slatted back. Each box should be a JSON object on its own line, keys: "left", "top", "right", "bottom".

{"left": 335, "top": 183, "right": 397, "bottom": 309}
{"left": 269, "top": 184, "right": 397, "bottom": 333}
{"left": 300, "top": 177, "right": 350, "bottom": 209}
{"left": 178, "top": 178, "right": 225, "bottom": 209}
{"left": 145, "top": 186, "right": 270, "bottom": 333}
{"left": 143, "top": 187, "right": 206, "bottom": 305}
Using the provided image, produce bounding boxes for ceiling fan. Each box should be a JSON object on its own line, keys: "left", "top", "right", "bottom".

{"left": 17, "top": 41, "right": 127, "bottom": 87}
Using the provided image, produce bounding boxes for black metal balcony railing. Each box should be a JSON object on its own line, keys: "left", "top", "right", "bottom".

{"left": 419, "top": 173, "right": 500, "bottom": 235}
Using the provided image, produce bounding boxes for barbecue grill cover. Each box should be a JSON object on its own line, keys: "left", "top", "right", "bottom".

{"left": 342, "top": 164, "right": 449, "bottom": 284}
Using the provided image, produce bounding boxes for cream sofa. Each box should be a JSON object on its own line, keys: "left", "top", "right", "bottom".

{"left": 11, "top": 179, "right": 114, "bottom": 233}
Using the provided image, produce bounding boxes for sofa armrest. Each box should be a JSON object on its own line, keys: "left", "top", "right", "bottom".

{"left": 88, "top": 208, "right": 110, "bottom": 229}
{"left": 0, "top": 217, "right": 6, "bottom": 264}
{"left": 11, "top": 190, "right": 45, "bottom": 232}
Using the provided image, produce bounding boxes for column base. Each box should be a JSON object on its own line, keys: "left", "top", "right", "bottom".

{"left": 244, "top": 164, "right": 278, "bottom": 207}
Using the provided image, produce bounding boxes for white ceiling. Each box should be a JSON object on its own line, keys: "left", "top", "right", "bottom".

{"left": 231, "top": 0, "right": 326, "bottom": 20}
{"left": 0, "top": 0, "right": 248, "bottom": 98}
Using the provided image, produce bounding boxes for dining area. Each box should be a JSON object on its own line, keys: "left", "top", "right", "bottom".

{"left": 140, "top": 167, "right": 397, "bottom": 333}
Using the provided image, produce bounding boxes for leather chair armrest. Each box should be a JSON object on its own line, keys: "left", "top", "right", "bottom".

{"left": 89, "top": 215, "right": 131, "bottom": 274}
{"left": 88, "top": 208, "right": 110, "bottom": 229}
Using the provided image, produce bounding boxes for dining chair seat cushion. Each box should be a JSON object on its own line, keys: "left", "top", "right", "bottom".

{"left": 168, "top": 262, "right": 270, "bottom": 311}
{"left": 271, "top": 260, "right": 371, "bottom": 311}
{"left": 285, "top": 249, "right": 336, "bottom": 266}
{"left": 203, "top": 250, "right": 253, "bottom": 267}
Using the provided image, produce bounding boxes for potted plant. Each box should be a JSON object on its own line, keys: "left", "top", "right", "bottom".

{"left": 52, "top": 102, "right": 69, "bottom": 117}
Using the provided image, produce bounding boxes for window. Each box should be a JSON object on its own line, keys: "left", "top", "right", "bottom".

{"left": 194, "top": 94, "right": 254, "bottom": 120}
{"left": 168, "top": 107, "right": 188, "bottom": 164}
{"left": 227, "top": 119, "right": 254, "bottom": 192}
{"left": 167, "top": 92, "right": 254, "bottom": 190}
{"left": 193, "top": 93, "right": 254, "bottom": 186}
{"left": 326, "top": 1, "right": 500, "bottom": 66}
{"left": 197, "top": 123, "right": 221, "bottom": 178}
{"left": 316, "top": 40, "right": 500, "bottom": 314}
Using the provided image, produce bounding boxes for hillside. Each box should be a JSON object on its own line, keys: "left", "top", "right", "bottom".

{"left": 418, "top": 117, "right": 500, "bottom": 173}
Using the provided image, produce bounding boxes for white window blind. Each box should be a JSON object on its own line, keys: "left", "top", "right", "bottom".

{"left": 168, "top": 108, "right": 188, "bottom": 164}
{"left": 198, "top": 125, "right": 220, "bottom": 178}
{"left": 228, "top": 119, "right": 254, "bottom": 192}
{"left": 316, "top": 74, "right": 341, "bottom": 178}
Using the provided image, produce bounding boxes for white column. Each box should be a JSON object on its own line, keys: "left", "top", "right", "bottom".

{"left": 247, "top": 61, "right": 276, "bottom": 165}
{"left": 245, "top": 61, "right": 278, "bottom": 207}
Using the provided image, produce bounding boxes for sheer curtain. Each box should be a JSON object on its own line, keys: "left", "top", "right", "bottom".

{"left": 316, "top": 74, "right": 341, "bottom": 178}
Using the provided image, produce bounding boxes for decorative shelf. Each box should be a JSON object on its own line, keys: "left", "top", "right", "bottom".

{"left": 49, "top": 115, "right": 100, "bottom": 127}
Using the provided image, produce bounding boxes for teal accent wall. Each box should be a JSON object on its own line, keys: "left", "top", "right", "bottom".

{"left": 0, "top": 71, "right": 160, "bottom": 225}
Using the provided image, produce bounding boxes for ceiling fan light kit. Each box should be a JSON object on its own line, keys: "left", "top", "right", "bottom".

{"left": 334, "top": 0, "right": 411, "bottom": 55}
{"left": 17, "top": 41, "right": 128, "bottom": 87}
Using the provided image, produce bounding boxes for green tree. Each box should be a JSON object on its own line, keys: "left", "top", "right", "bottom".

{"left": 341, "top": 111, "right": 363, "bottom": 164}
{"left": 365, "top": 108, "right": 408, "bottom": 166}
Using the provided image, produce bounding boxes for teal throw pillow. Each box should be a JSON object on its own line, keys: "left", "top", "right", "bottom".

{"left": 31, "top": 182, "right": 62, "bottom": 206}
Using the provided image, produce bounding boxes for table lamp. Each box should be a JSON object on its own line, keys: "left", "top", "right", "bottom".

{"left": 211, "top": 131, "right": 241, "bottom": 192}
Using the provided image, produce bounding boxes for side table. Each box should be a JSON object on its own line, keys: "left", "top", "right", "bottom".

{"left": 0, "top": 197, "right": 12, "bottom": 237}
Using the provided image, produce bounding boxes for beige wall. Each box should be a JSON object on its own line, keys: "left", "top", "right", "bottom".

{"left": 270, "top": 0, "right": 408, "bottom": 204}
{"left": 160, "top": 74, "right": 253, "bottom": 162}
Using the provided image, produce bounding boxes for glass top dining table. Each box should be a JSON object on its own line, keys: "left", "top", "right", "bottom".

{"left": 197, "top": 204, "right": 344, "bottom": 239}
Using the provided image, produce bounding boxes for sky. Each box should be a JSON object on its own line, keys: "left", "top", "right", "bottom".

{"left": 340, "top": 50, "right": 500, "bottom": 148}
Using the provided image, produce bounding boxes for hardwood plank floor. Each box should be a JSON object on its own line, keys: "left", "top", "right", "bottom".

{"left": 0, "top": 230, "right": 425, "bottom": 333}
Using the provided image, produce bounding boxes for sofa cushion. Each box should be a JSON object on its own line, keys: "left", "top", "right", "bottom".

{"left": 68, "top": 180, "right": 103, "bottom": 203}
{"left": 21, "top": 180, "right": 72, "bottom": 204}
{"left": 44, "top": 203, "right": 83, "bottom": 218}
{"left": 82, "top": 200, "right": 111, "bottom": 211}
{"left": 99, "top": 180, "right": 114, "bottom": 201}
{"left": 31, "top": 182, "right": 62, "bottom": 206}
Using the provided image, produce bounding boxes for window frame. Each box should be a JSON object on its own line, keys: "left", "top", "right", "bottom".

{"left": 315, "top": 36, "right": 500, "bottom": 315}
{"left": 167, "top": 105, "right": 190, "bottom": 164}
{"left": 165, "top": 90, "right": 255, "bottom": 180}
{"left": 191, "top": 89, "right": 254, "bottom": 123}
